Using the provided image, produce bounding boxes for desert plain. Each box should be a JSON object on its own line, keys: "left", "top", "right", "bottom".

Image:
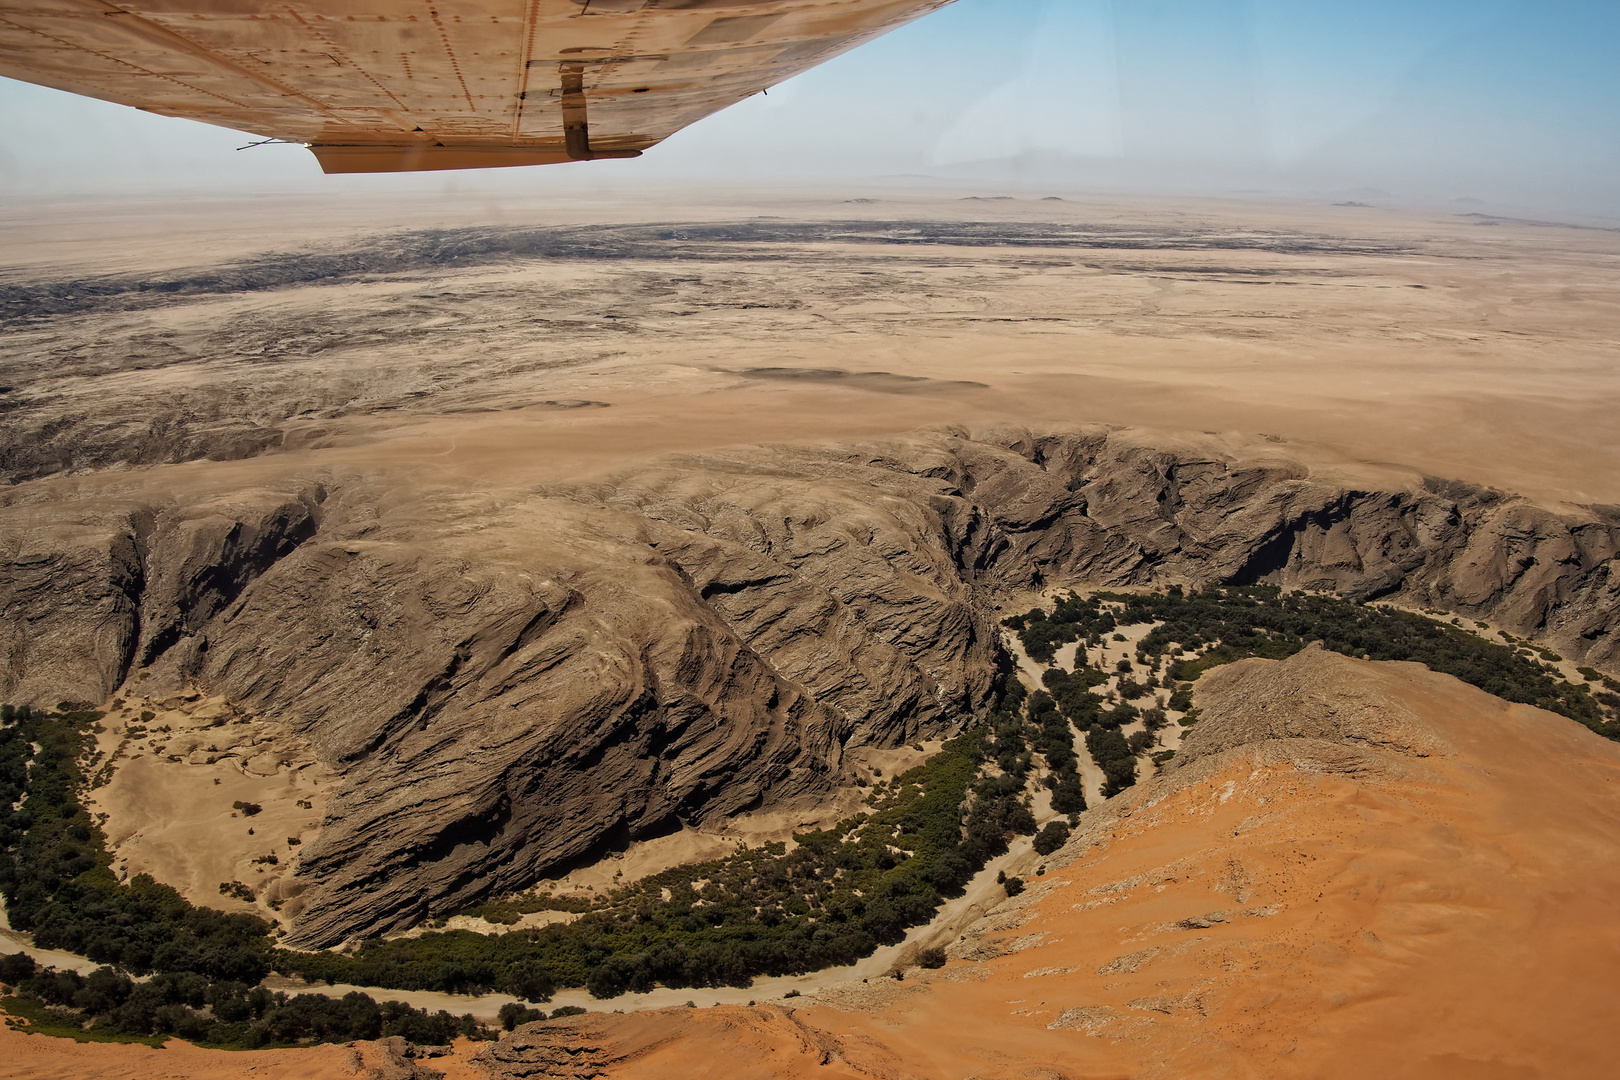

{"left": 1, "top": 188, "right": 1618, "bottom": 1078}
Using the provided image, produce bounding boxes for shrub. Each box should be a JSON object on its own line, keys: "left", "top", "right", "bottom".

{"left": 1116, "top": 677, "right": 1151, "bottom": 700}
{"left": 1032, "top": 821, "right": 1070, "bottom": 856}
{"left": 498, "top": 1002, "right": 546, "bottom": 1030}
{"left": 503, "top": 962, "right": 555, "bottom": 1003}
{"left": 1100, "top": 758, "right": 1137, "bottom": 797}
{"left": 916, "top": 947, "right": 947, "bottom": 969}
{"left": 1049, "top": 771, "right": 1087, "bottom": 815}
{"left": 0, "top": 951, "right": 36, "bottom": 985}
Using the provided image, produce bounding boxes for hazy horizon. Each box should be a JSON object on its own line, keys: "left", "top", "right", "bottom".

{"left": 2, "top": 0, "right": 1618, "bottom": 220}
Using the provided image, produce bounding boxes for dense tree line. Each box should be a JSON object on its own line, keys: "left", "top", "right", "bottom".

{"left": 1084, "top": 727, "right": 1137, "bottom": 797}
{"left": 1007, "top": 586, "right": 1620, "bottom": 803}
{"left": 0, "top": 694, "right": 1043, "bottom": 1013}
{"left": 0, "top": 704, "right": 274, "bottom": 982}
{"left": 283, "top": 720, "right": 1040, "bottom": 998}
{"left": 0, "top": 951, "right": 485, "bottom": 1047}
{"left": 0, "top": 706, "right": 491, "bottom": 1047}
{"left": 1029, "top": 677, "right": 1090, "bottom": 814}
{"left": 1002, "top": 593, "right": 1117, "bottom": 665}
{"left": 1106, "top": 586, "right": 1619, "bottom": 739}
{"left": 1028, "top": 633, "right": 1149, "bottom": 798}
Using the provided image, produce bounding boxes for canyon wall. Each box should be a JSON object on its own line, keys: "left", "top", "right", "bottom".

{"left": 2, "top": 427, "right": 1616, "bottom": 943}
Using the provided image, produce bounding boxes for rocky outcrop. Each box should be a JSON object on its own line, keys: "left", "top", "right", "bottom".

{"left": 367, "top": 1036, "right": 446, "bottom": 1080}
{"left": 948, "top": 429, "right": 1620, "bottom": 668}
{"left": 0, "top": 486, "right": 325, "bottom": 706}
{"left": 203, "top": 524, "right": 862, "bottom": 946}
{"left": 2, "top": 427, "right": 1618, "bottom": 945}
{"left": 0, "top": 411, "right": 286, "bottom": 486}
{"left": 0, "top": 507, "right": 146, "bottom": 706}
{"left": 135, "top": 487, "right": 325, "bottom": 666}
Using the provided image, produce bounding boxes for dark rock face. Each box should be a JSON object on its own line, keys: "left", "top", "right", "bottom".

{"left": 0, "top": 509, "right": 145, "bottom": 707}
{"left": 2, "top": 427, "right": 1617, "bottom": 944}
{"left": 135, "top": 488, "right": 325, "bottom": 667}
{"left": 951, "top": 431, "right": 1620, "bottom": 665}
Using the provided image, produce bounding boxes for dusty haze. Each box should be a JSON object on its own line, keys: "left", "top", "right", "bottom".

{"left": 3, "top": 190, "right": 1617, "bottom": 505}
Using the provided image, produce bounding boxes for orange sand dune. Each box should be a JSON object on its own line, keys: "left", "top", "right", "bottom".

{"left": 484, "top": 647, "right": 1620, "bottom": 1079}
{"left": 0, "top": 1030, "right": 489, "bottom": 1080}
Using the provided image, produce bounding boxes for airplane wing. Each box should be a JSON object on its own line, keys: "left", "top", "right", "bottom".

{"left": 0, "top": 0, "right": 952, "bottom": 173}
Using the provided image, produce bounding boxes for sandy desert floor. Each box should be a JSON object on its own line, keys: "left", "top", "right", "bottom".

{"left": 3, "top": 189, "right": 1618, "bottom": 508}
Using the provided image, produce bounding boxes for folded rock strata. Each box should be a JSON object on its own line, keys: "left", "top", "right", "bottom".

{"left": 1, "top": 427, "right": 1616, "bottom": 943}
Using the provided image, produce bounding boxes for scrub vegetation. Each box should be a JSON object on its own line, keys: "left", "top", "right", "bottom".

{"left": 0, "top": 704, "right": 489, "bottom": 1048}
{"left": 281, "top": 721, "right": 1040, "bottom": 998}
{"left": 1128, "top": 587, "right": 1613, "bottom": 737}
{"left": 0, "top": 689, "right": 1044, "bottom": 1019}
{"left": 1011, "top": 587, "right": 1616, "bottom": 733}
{"left": 0, "top": 584, "right": 1613, "bottom": 1045}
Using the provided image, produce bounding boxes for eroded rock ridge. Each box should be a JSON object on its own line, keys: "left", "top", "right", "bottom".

{"left": 2, "top": 427, "right": 1617, "bottom": 943}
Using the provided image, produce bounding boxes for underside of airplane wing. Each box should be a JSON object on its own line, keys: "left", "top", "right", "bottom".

{"left": 0, "top": 0, "right": 952, "bottom": 172}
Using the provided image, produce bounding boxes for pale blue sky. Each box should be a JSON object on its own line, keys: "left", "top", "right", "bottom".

{"left": 2, "top": 0, "right": 1616, "bottom": 215}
